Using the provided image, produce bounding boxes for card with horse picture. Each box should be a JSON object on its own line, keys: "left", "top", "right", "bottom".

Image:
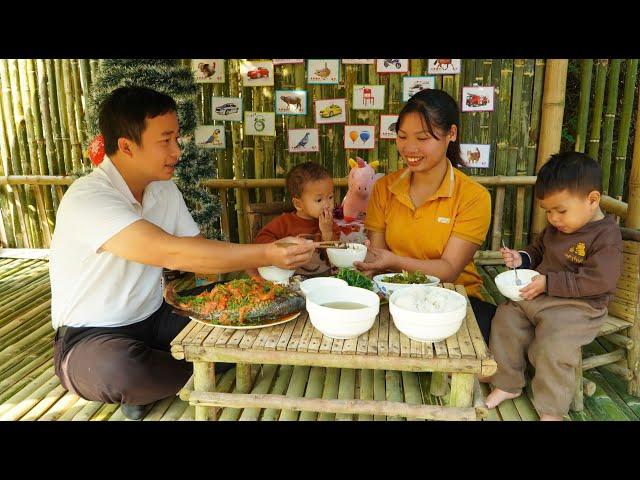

{"left": 376, "top": 59, "right": 409, "bottom": 73}
{"left": 344, "top": 125, "right": 375, "bottom": 150}
{"left": 288, "top": 128, "right": 319, "bottom": 153}
{"left": 462, "top": 86, "right": 495, "bottom": 112}
{"left": 402, "top": 76, "right": 435, "bottom": 101}
{"left": 210, "top": 96, "right": 242, "bottom": 122}
{"left": 428, "top": 59, "right": 461, "bottom": 74}
{"left": 241, "top": 60, "right": 274, "bottom": 86}
{"left": 380, "top": 115, "right": 399, "bottom": 140}
{"left": 352, "top": 85, "right": 385, "bottom": 110}
{"left": 314, "top": 98, "right": 347, "bottom": 124}
{"left": 341, "top": 59, "right": 374, "bottom": 64}
{"left": 195, "top": 125, "right": 226, "bottom": 149}
{"left": 275, "top": 90, "right": 307, "bottom": 115}
{"left": 244, "top": 111, "right": 276, "bottom": 136}
{"left": 307, "top": 59, "right": 340, "bottom": 84}
{"left": 460, "top": 144, "right": 491, "bottom": 168}
{"left": 191, "top": 59, "right": 225, "bottom": 83}
{"left": 273, "top": 59, "right": 304, "bottom": 65}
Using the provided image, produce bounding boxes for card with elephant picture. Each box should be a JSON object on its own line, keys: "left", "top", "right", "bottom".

{"left": 459, "top": 144, "right": 491, "bottom": 168}
{"left": 275, "top": 90, "right": 307, "bottom": 115}
{"left": 288, "top": 128, "right": 319, "bottom": 153}
{"left": 244, "top": 111, "right": 276, "bottom": 136}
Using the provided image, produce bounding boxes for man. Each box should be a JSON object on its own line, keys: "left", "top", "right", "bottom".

{"left": 50, "top": 86, "right": 314, "bottom": 420}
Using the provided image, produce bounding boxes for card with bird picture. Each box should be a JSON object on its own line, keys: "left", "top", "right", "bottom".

{"left": 288, "top": 128, "right": 319, "bottom": 153}
{"left": 195, "top": 125, "right": 226, "bottom": 149}
{"left": 307, "top": 59, "right": 340, "bottom": 84}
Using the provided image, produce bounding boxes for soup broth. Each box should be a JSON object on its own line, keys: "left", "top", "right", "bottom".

{"left": 321, "top": 301, "right": 368, "bottom": 310}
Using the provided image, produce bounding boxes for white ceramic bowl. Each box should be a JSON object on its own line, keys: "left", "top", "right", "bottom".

{"left": 257, "top": 265, "right": 295, "bottom": 284}
{"left": 373, "top": 273, "right": 440, "bottom": 298}
{"left": 306, "top": 285, "right": 380, "bottom": 339}
{"left": 326, "top": 243, "right": 367, "bottom": 269}
{"left": 494, "top": 269, "right": 539, "bottom": 301}
{"left": 299, "top": 277, "right": 348, "bottom": 297}
{"left": 389, "top": 285, "right": 467, "bottom": 343}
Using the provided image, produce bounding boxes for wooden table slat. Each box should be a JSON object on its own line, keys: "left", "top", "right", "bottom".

{"left": 215, "top": 327, "right": 237, "bottom": 347}
{"left": 457, "top": 303, "right": 478, "bottom": 359}
{"left": 377, "top": 307, "right": 390, "bottom": 356}
{"left": 251, "top": 327, "right": 273, "bottom": 350}
{"left": 388, "top": 314, "right": 401, "bottom": 357}
{"left": 342, "top": 335, "right": 359, "bottom": 355}
{"left": 203, "top": 326, "right": 227, "bottom": 347}
{"left": 286, "top": 312, "right": 308, "bottom": 351}
{"left": 410, "top": 338, "right": 424, "bottom": 358}
{"left": 264, "top": 323, "right": 288, "bottom": 351}
{"left": 367, "top": 313, "right": 380, "bottom": 355}
{"left": 307, "top": 322, "right": 324, "bottom": 353}
{"left": 319, "top": 334, "right": 334, "bottom": 354}
{"left": 296, "top": 317, "right": 316, "bottom": 352}
{"left": 277, "top": 315, "right": 303, "bottom": 351}
{"left": 356, "top": 330, "right": 369, "bottom": 355}
{"left": 455, "top": 285, "right": 488, "bottom": 359}
{"left": 182, "top": 323, "right": 206, "bottom": 345}
{"left": 239, "top": 328, "right": 261, "bottom": 350}
{"left": 171, "top": 321, "right": 199, "bottom": 347}
{"left": 226, "top": 329, "right": 247, "bottom": 348}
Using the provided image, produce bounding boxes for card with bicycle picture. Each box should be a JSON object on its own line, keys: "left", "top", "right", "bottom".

{"left": 376, "top": 59, "right": 409, "bottom": 73}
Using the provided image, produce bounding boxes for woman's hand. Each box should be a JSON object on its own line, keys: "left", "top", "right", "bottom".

{"left": 500, "top": 247, "right": 523, "bottom": 268}
{"left": 265, "top": 237, "right": 315, "bottom": 269}
{"left": 354, "top": 239, "right": 396, "bottom": 277}
{"left": 319, "top": 206, "right": 334, "bottom": 241}
{"left": 519, "top": 274, "right": 546, "bottom": 300}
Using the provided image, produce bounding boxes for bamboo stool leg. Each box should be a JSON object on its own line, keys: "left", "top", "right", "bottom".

{"left": 236, "top": 363, "right": 252, "bottom": 394}
{"left": 449, "top": 373, "right": 474, "bottom": 409}
{"left": 570, "top": 361, "right": 584, "bottom": 412}
{"left": 628, "top": 320, "right": 640, "bottom": 397}
{"left": 193, "top": 362, "right": 217, "bottom": 421}
{"left": 430, "top": 372, "right": 449, "bottom": 397}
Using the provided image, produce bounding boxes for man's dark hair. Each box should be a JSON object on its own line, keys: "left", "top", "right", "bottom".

{"left": 285, "top": 162, "right": 332, "bottom": 198}
{"left": 535, "top": 151, "right": 603, "bottom": 199}
{"left": 98, "top": 86, "right": 177, "bottom": 156}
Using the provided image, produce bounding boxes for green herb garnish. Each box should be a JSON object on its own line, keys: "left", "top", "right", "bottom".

{"left": 337, "top": 268, "right": 373, "bottom": 290}
{"left": 382, "top": 270, "right": 434, "bottom": 284}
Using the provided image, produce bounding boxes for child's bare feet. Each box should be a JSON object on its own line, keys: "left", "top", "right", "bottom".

{"left": 539, "top": 413, "right": 563, "bottom": 421}
{"left": 485, "top": 388, "right": 520, "bottom": 409}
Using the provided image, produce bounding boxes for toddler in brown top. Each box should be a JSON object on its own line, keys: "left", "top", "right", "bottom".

{"left": 249, "top": 162, "right": 337, "bottom": 277}
{"left": 486, "top": 152, "right": 623, "bottom": 420}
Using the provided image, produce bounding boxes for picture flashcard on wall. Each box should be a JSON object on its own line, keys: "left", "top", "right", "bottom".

{"left": 342, "top": 59, "right": 375, "bottom": 64}
{"left": 241, "top": 60, "right": 274, "bottom": 86}
{"left": 459, "top": 144, "right": 491, "bottom": 168}
{"left": 376, "top": 59, "right": 409, "bottom": 73}
{"left": 273, "top": 59, "right": 304, "bottom": 65}
{"left": 244, "top": 111, "right": 276, "bottom": 136}
{"left": 344, "top": 125, "right": 375, "bottom": 150}
{"left": 380, "top": 115, "right": 399, "bottom": 140}
{"left": 210, "top": 97, "right": 243, "bottom": 122}
{"left": 288, "top": 128, "right": 319, "bottom": 153}
{"left": 307, "top": 59, "right": 340, "bottom": 84}
{"left": 314, "top": 98, "right": 347, "bottom": 124}
{"left": 192, "top": 59, "right": 225, "bottom": 83}
{"left": 275, "top": 90, "right": 307, "bottom": 115}
{"left": 402, "top": 76, "right": 436, "bottom": 101}
{"left": 428, "top": 59, "right": 461, "bottom": 74}
{"left": 462, "top": 86, "right": 495, "bottom": 112}
{"left": 352, "top": 85, "right": 385, "bottom": 110}
{"left": 195, "top": 125, "right": 226, "bottom": 149}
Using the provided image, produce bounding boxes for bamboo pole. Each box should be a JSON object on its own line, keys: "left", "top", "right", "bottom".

{"left": 600, "top": 59, "right": 622, "bottom": 195}
{"left": 626, "top": 90, "right": 640, "bottom": 229}
{"left": 70, "top": 60, "right": 86, "bottom": 161}
{"left": 574, "top": 59, "right": 594, "bottom": 153}
{"left": 587, "top": 59, "right": 609, "bottom": 160}
{"left": 193, "top": 361, "right": 216, "bottom": 421}
{"left": 531, "top": 60, "right": 568, "bottom": 239}
{"left": 612, "top": 59, "right": 639, "bottom": 198}
{"left": 46, "top": 60, "right": 64, "bottom": 176}
{"left": 581, "top": 349, "right": 626, "bottom": 370}
{"left": 54, "top": 59, "right": 73, "bottom": 175}
{"left": 62, "top": 59, "right": 82, "bottom": 173}
{"left": 0, "top": 75, "right": 17, "bottom": 247}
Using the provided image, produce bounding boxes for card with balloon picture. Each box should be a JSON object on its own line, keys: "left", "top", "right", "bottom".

{"left": 344, "top": 125, "right": 375, "bottom": 150}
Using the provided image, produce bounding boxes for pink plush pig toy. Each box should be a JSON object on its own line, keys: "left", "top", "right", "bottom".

{"left": 341, "top": 157, "right": 385, "bottom": 221}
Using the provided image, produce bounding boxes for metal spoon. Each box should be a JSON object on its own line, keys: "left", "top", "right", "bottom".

{"left": 502, "top": 239, "right": 522, "bottom": 286}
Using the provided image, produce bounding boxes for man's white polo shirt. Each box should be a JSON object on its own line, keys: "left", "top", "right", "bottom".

{"left": 49, "top": 156, "right": 200, "bottom": 330}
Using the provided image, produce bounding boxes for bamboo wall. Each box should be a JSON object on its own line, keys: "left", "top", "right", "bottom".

{"left": 0, "top": 59, "right": 638, "bottom": 250}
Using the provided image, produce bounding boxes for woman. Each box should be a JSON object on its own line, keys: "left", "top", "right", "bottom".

{"left": 354, "top": 89, "right": 495, "bottom": 343}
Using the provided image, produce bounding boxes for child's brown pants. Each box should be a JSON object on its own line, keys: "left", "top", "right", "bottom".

{"left": 488, "top": 295, "right": 607, "bottom": 417}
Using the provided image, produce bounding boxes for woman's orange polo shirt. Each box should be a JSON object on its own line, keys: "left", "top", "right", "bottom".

{"left": 364, "top": 163, "right": 491, "bottom": 299}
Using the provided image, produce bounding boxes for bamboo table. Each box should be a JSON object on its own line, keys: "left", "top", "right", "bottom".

{"left": 170, "top": 284, "right": 497, "bottom": 421}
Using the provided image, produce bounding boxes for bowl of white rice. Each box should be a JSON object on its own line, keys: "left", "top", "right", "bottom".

{"left": 389, "top": 285, "right": 467, "bottom": 343}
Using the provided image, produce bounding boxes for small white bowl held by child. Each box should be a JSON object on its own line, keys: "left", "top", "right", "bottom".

{"left": 257, "top": 266, "right": 295, "bottom": 284}
{"left": 494, "top": 269, "right": 540, "bottom": 301}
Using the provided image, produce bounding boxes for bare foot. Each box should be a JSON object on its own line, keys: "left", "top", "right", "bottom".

{"left": 485, "top": 388, "right": 520, "bottom": 409}
{"left": 539, "top": 414, "right": 563, "bottom": 421}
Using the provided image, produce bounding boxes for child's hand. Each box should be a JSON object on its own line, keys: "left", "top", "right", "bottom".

{"left": 319, "top": 206, "right": 334, "bottom": 240}
{"left": 519, "top": 274, "right": 546, "bottom": 300}
{"left": 500, "top": 247, "right": 522, "bottom": 268}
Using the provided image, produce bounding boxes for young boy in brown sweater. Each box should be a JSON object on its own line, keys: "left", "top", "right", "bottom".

{"left": 486, "top": 151, "right": 623, "bottom": 420}
{"left": 249, "top": 162, "right": 337, "bottom": 277}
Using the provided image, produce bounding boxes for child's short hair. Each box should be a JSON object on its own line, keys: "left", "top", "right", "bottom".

{"left": 535, "top": 151, "right": 602, "bottom": 199}
{"left": 285, "top": 162, "right": 332, "bottom": 199}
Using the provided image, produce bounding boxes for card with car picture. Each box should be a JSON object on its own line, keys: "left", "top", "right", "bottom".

{"left": 352, "top": 85, "right": 385, "bottom": 110}
{"left": 210, "top": 97, "right": 243, "bottom": 122}
{"left": 402, "top": 76, "right": 435, "bottom": 101}
{"left": 376, "top": 59, "right": 409, "bottom": 73}
{"left": 195, "top": 125, "right": 226, "bottom": 149}
{"left": 275, "top": 90, "right": 307, "bottom": 115}
{"left": 241, "top": 60, "right": 274, "bottom": 86}
{"left": 307, "top": 59, "right": 340, "bottom": 84}
{"left": 344, "top": 125, "right": 375, "bottom": 150}
{"left": 461, "top": 86, "right": 495, "bottom": 112}
{"left": 288, "top": 128, "right": 319, "bottom": 153}
{"left": 380, "top": 115, "right": 399, "bottom": 140}
{"left": 428, "top": 59, "right": 462, "bottom": 74}
{"left": 459, "top": 144, "right": 491, "bottom": 168}
{"left": 314, "top": 98, "right": 346, "bottom": 124}
{"left": 191, "top": 59, "right": 225, "bottom": 83}
{"left": 244, "top": 111, "right": 276, "bottom": 136}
